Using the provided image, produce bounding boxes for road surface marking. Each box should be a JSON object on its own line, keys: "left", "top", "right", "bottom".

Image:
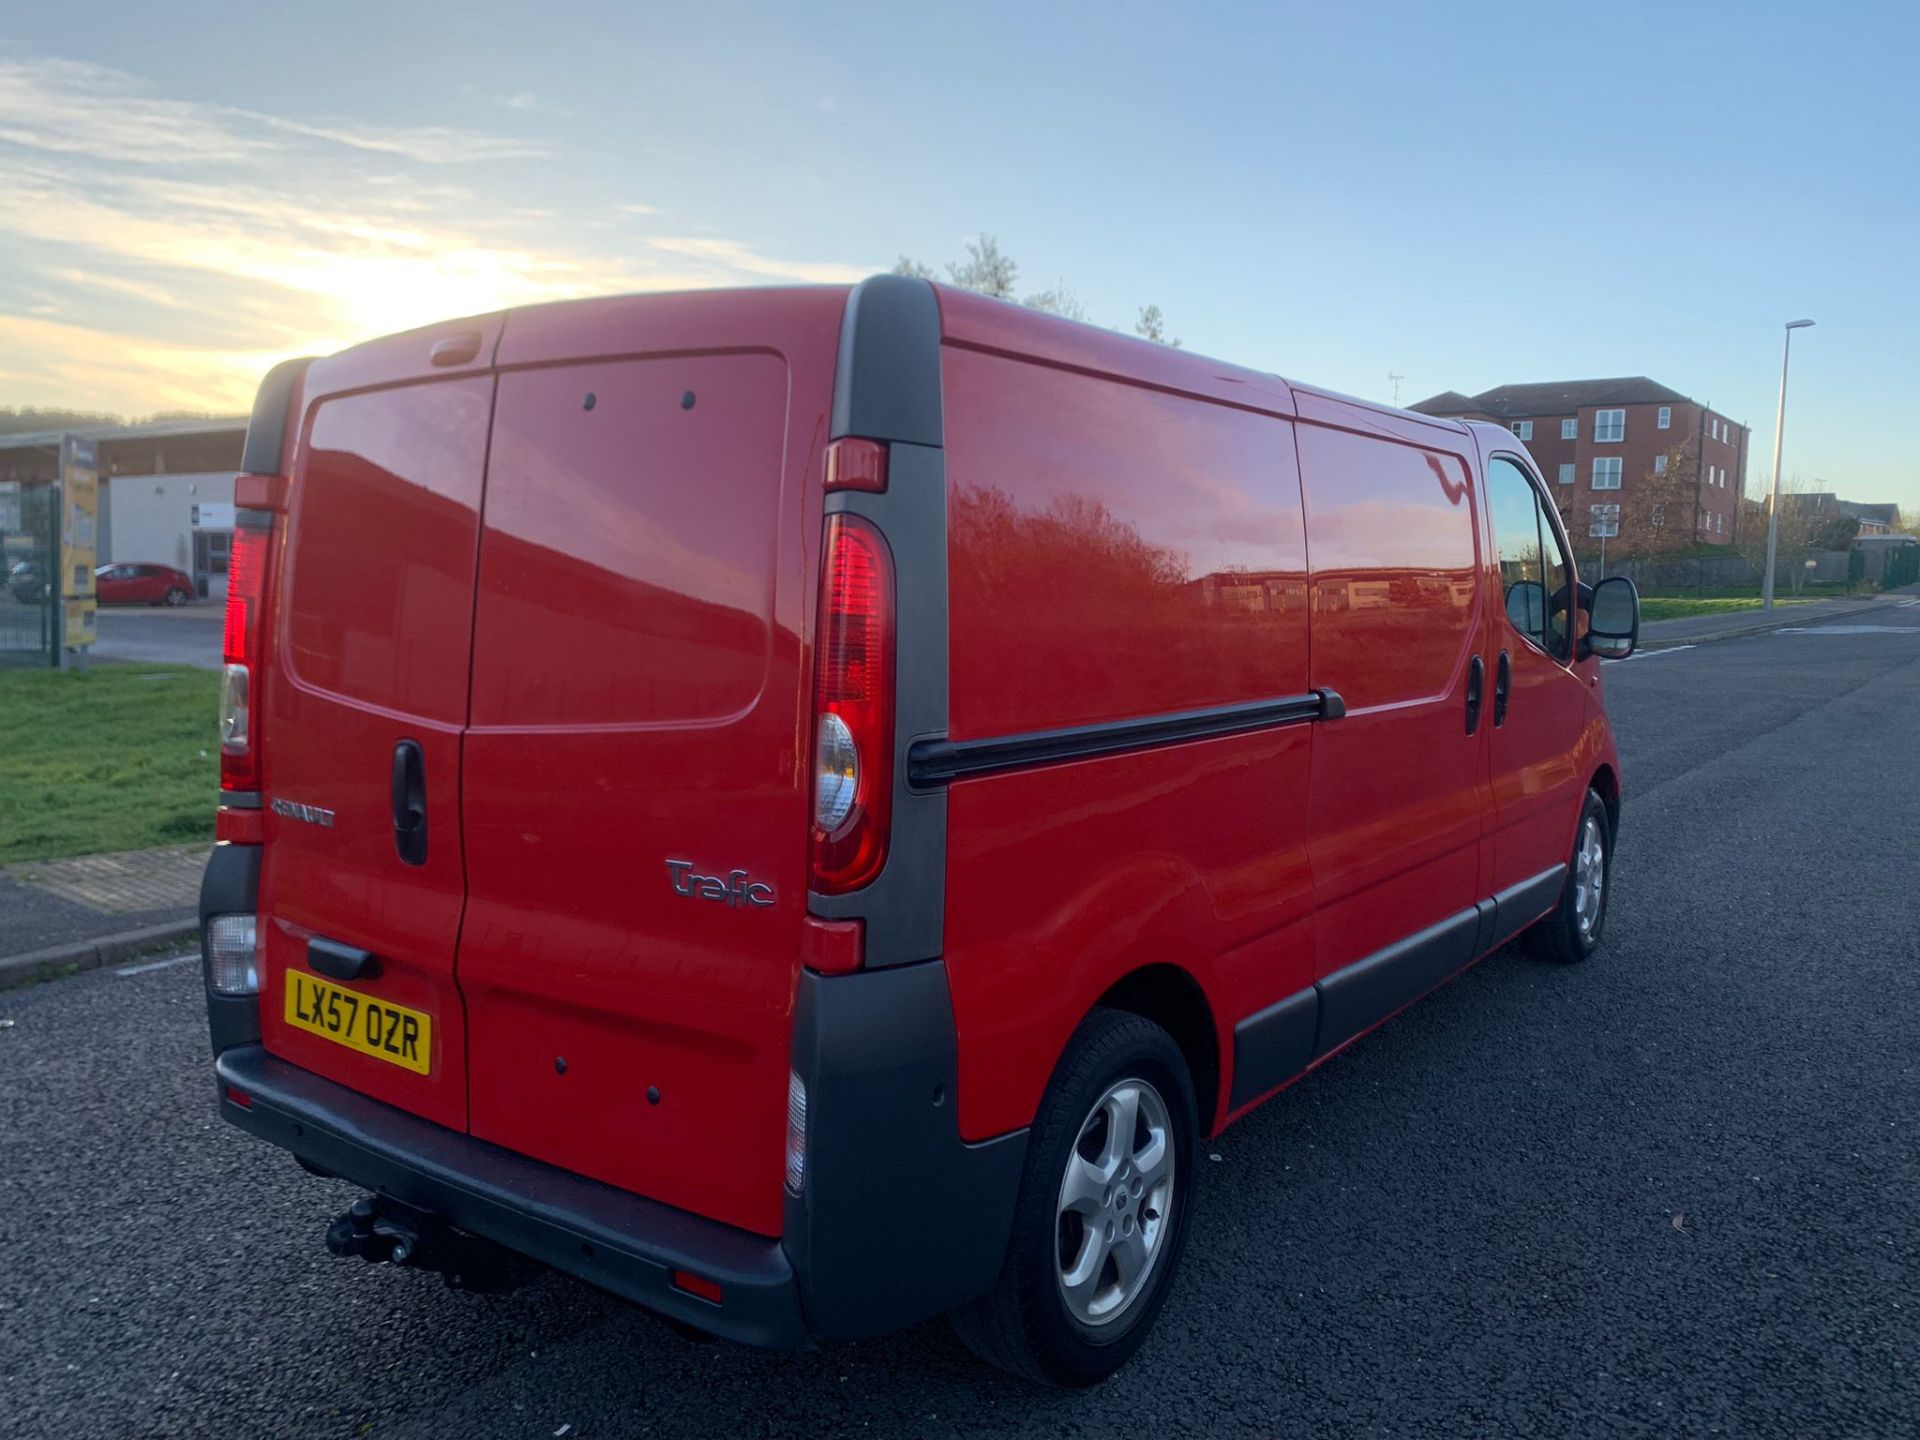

{"left": 1619, "top": 645, "right": 1697, "bottom": 660}
{"left": 1775, "top": 625, "right": 1918, "bottom": 635}
{"left": 115, "top": 952, "right": 198, "bottom": 977}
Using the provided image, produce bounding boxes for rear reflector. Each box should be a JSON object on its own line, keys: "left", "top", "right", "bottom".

{"left": 224, "top": 1086, "right": 253, "bottom": 1110}
{"left": 671, "top": 1269, "right": 724, "bottom": 1305}
{"left": 824, "top": 437, "right": 887, "bottom": 493}
{"left": 800, "top": 915, "right": 863, "bottom": 976}
{"left": 809, "top": 516, "right": 894, "bottom": 894}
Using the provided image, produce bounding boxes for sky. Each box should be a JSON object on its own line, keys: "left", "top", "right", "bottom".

{"left": 2, "top": 0, "right": 1916, "bottom": 513}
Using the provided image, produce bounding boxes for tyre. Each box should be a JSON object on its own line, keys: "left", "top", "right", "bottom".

{"left": 163, "top": 587, "right": 190, "bottom": 606}
{"left": 1526, "top": 789, "right": 1612, "bottom": 964}
{"left": 950, "top": 1008, "right": 1197, "bottom": 1386}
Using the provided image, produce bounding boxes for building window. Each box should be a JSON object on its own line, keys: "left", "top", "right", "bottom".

{"left": 1561, "top": 418, "right": 1578, "bottom": 440}
{"left": 1711, "top": 417, "right": 1721, "bottom": 441}
{"left": 1658, "top": 406, "right": 1672, "bottom": 429}
{"left": 1512, "top": 421, "right": 1533, "bottom": 440}
{"left": 1592, "top": 457, "right": 1623, "bottom": 489}
{"left": 1558, "top": 462, "right": 1575, "bottom": 485}
{"left": 1654, "top": 454, "right": 1668, "bottom": 476}
{"left": 1594, "top": 409, "right": 1625, "bottom": 442}
{"left": 1589, "top": 503, "right": 1621, "bottom": 539}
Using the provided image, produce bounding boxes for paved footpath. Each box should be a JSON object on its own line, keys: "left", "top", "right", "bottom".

{"left": 0, "top": 845, "right": 203, "bottom": 982}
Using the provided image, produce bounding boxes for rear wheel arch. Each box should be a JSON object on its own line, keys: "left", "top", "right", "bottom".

{"left": 1092, "top": 964, "right": 1221, "bottom": 1133}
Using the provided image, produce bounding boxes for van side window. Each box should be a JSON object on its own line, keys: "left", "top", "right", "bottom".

{"left": 1488, "top": 457, "right": 1546, "bottom": 648}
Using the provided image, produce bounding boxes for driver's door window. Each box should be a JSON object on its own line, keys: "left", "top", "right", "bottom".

{"left": 1488, "top": 457, "right": 1546, "bottom": 650}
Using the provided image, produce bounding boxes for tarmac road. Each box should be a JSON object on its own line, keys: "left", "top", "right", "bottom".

{"left": 3, "top": 603, "right": 1917, "bottom": 1438}
{"left": 89, "top": 605, "right": 223, "bottom": 670}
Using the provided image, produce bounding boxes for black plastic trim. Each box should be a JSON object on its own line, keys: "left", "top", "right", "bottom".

{"left": 1487, "top": 863, "right": 1569, "bottom": 950}
{"left": 829, "top": 276, "right": 943, "bottom": 446}
{"left": 1314, "top": 906, "right": 1482, "bottom": 1060}
{"left": 809, "top": 288, "right": 949, "bottom": 966}
{"left": 909, "top": 692, "right": 1329, "bottom": 787}
{"left": 214, "top": 1046, "right": 810, "bottom": 1348}
{"left": 198, "top": 842, "right": 261, "bottom": 1056}
{"left": 1228, "top": 986, "right": 1320, "bottom": 1110}
{"left": 239, "top": 357, "right": 310, "bottom": 475}
{"left": 307, "top": 937, "right": 378, "bottom": 982}
{"left": 784, "top": 959, "right": 1026, "bottom": 1341}
{"left": 220, "top": 790, "right": 262, "bottom": 810}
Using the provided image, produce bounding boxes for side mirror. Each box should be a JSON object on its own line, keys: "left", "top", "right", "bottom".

{"left": 1584, "top": 575, "right": 1640, "bottom": 659}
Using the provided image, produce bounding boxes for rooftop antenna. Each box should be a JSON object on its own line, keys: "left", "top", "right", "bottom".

{"left": 1387, "top": 371, "right": 1404, "bottom": 405}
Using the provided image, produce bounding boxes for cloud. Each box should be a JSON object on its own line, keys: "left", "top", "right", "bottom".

{"left": 645, "top": 236, "right": 869, "bottom": 285}
{"left": 0, "top": 56, "right": 546, "bottom": 167}
{"left": 0, "top": 54, "right": 874, "bottom": 416}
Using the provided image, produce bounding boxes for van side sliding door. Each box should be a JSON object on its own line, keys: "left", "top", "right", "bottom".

{"left": 1293, "top": 397, "right": 1490, "bottom": 1058}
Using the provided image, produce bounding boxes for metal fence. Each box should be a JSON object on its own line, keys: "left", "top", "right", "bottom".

{"left": 0, "top": 482, "right": 60, "bottom": 667}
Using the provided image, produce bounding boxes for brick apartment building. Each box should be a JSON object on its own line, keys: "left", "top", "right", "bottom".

{"left": 1410, "top": 378, "right": 1749, "bottom": 550}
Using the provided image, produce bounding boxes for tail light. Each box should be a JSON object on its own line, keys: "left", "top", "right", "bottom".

{"left": 809, "top": 514, "right": 894, "bottom": 894}
{"left": 218, "top": 512, "right": 275, "bottom": 793}
{"left": 205, "top": 913, "right": 260, "bottom": 995}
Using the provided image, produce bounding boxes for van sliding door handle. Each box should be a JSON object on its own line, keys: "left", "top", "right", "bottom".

{"left": 1465, "top": 655, "right": 1485, "bottom": 736}
{"left": 391, "top": 739, "right": 428, "bottom": 867}
{"left": 1494, "top": 651, "right": 1512, "bottom": 727}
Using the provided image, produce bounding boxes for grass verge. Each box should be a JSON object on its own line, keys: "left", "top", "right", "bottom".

{"left": 1637, "top": 595, "right": 1822, "bottom": 623}
{"left": 0, "top": 664, "right": 219, "bottom": 862}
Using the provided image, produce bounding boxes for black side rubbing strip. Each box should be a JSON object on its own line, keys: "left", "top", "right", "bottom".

{"left": 909, "top": 692, "right": 1331, "bottom": 787}
{"left": 239, "top": 356, "right": 311, "bottom": 475}
{"left": 1228, "top": 987, "right": 1320, "bottom": 1111}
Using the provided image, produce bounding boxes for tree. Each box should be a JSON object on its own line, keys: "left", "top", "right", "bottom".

{"left": 1737, "top": 475, "right": 1833, "bottom": 595}
{"left": 1619, "top": 439, "right": 1704, "bottom": 562}
{"left": 1023, "top": 283, "right": 1091, "bottom": 323}
{"left": 891, "top": 234, "right": 1177, "bottom": 342}
{"left": 945, "top": 234, "right": 1019, "bottom": 300}
{"left": 1134, "top": 305, "right": 1181, "bottom": 348}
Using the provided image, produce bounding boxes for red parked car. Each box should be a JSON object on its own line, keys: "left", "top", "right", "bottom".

{"left": 199, "top": 278, "right": 1640, "bottom": 1385}
{"left": 96, "top": 562, "right": 195, "bottom": 606}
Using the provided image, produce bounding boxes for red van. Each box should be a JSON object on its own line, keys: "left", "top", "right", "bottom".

{"left": 199, "top": 277, "right": 1640, "bottom": 1385}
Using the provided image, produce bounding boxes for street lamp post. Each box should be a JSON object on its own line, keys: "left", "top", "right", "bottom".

{"left": 1761, "top": 319, "right": 1816, "bottom": 612}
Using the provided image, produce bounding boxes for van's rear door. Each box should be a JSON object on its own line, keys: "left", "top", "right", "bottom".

{"left": 457, "top": 289, "right": 844, "bottom": 1238}
{"left": 256, "top": 318, "right": 501, "bottom": 1132}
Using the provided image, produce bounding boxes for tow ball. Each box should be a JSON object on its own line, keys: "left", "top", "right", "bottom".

{"left": 325, "top": 1195, "right": 518, "bottom": 1293}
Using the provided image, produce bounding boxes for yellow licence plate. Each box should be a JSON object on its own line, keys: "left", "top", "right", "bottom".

{"left": 284, "top": 970, "right": 432, "bottom": 1075}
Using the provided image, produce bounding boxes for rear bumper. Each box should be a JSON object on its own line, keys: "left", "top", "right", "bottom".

{"left": 215, "top": 1044, "right": 811, "bottom": 1348}
{"left": 209, "top": 950, "right": 1028, "bottom": 1349}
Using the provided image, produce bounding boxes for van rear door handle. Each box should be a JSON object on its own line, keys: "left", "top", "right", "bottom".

{"left": 1465, "top": 655, "right": 1485, "bottom": 736}
{"left": 391, "top": 739, "right": 427, "bottom": 867}
{"left": 1494, "top": 650, "right": 1512, "bottom": 727}
{"left": 308, "top": 936, "right": 379, "bottom": 982}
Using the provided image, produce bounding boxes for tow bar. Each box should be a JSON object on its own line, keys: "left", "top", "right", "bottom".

{"left": 325, "top": 1195, "right": 519, "bottom": 1293}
